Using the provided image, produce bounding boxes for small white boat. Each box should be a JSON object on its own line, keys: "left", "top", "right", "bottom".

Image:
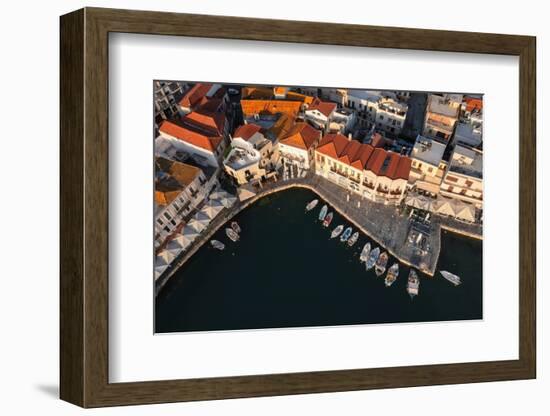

{"left": 359, "top": 243, "right": 371, "bottom": 262}
{"left": 366, "top": 247, "right": 380, "bottom": 271}
{"left": 225, "top": 228, "right": 239, "bottom": 242}
{"left": 318, "top": 205, "right": 328, "bottom": 221}
{"left": 440, "top": 270, "right": 461, "bottom": 286}
{"left": 331, "top": 225, "right": 344, "bottom": 239}
{"left": 385, "top": 263, "right": 399, "bottom": 287}
{"left": 323, "top": 212, "right": 334, "bottom": 227}
{"left": 375, "top": 252, "right": 388, "bottom": 276}
{"left": 407, "top": 269, "right": 420, "bottom": 298}
{"left": 340, "top": 227, "right": 352, "bottom": 242}
{"left": 347, "top": 232, "right": 359, "bottom": 247}
{"left": 231, "top": 221, "right": 241, "bottom": 234}
{"left": 210, "top": 240, "right": 225, "bottom": 250}
{"left": 306, "top": 199, "right": 319, "bottom": 211}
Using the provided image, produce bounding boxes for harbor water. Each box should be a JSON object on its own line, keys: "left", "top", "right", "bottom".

{"left": 155, "top": 188, "right": 482, "bottom": 333}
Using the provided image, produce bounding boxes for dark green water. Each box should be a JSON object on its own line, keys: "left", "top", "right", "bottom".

{"left": 155, "top": 188, "right": 482, "bottom": 333}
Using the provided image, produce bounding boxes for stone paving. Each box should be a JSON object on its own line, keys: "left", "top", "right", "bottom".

{"left": 156, "top": 171, "right": 482, "bottom": 295}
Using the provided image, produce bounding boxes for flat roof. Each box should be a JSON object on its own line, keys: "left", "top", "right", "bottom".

{"left": 411, "top": 135, "right": 446, "bottom": 166}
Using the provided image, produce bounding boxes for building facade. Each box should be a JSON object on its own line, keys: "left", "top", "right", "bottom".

{"left": 408, "top": 135, "right": 447, "bottom": 196}
{"left": 154, "top": 157, "right": 208, "bottom": 246}
{"left": 278, "top": 122, "right": 321, "bottom": 171}
{"left": 440, "top": 144, "right": 483, "bottom": 208}
{"left": 315, "top": 133, "right": 411, "bottom": 205}
{"left": 423, "top": 93, "right": 462, "bottom": 143}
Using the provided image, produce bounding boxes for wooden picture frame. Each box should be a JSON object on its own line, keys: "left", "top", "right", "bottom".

{"left": 60, "top": 7, "right": 536, "bottom": 408}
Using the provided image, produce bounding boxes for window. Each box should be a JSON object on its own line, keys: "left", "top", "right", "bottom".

{"left": 447, "top": 185, "right": 454, "bottom": 192}
{"left": 446, "top": 175, "right": 458, "bottom": 183}
{"left": 428, "top": 167, "right": 433, "bottom": 173}
{"left": 163, "top": 212, "right": 172, "bottom": 220}
{"left": 465, "top": 180, "right": 474, "bottom": 187}
{"left": 379, "top": 115, "right": 384, "bottom": 120}
{"left": 156, "top": 218, "right": 164, "bottom": 225}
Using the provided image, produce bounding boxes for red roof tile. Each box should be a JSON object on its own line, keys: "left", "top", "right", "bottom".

{"left": 317, "top": 133, "right": 374, "bottom": 170}
{"left": 233, "top": 124, "right": 262, "bottom": 141}
{"left": 182, "top": 110, "right": 226, "bottom": 136}
{"left": 307, "top": 98, "right": 337, "bottom": 117}
{"left": 280, "top": 122, "right": 320, "bottom": 150}
{"left": 159, "top": 120, "right": 222, "bottom": 152}
{"left": 179, "top": 83, "right": 213, "bottom": 108}
{"left": 465, "top": 97, "right": 482, "bottom": 113}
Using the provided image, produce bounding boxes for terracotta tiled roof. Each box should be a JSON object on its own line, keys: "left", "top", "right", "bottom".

{"left": 316, "top": 133, "right": 409, "bottom": 179}
{"left": 197, "top": 97, "right": 223, "bottom": 113}
{"left": 307, "top": 98, "right": 337, "bottom": 117}
{"left": 241, "top": 99, "right": 302, "bottom": 118}
{"left": 155, "top": 157, "right": 202, "bottom": 205}
{"left": 465, "top": 97, "right": 483, "bottom": 113}
{"left": 179, "top": 83, "right": 212, "bottom": 108}
{"left": 233, "top": 123, "right": 262, "bottom": 141}
{"left": 182, "top": 110, "right": 226, "bottom": 136}
{"left": 159, "top": 120, "right": 222, "bottom": 152}
{"left": 279, "top": 122, "right": 320, "bottom": 150}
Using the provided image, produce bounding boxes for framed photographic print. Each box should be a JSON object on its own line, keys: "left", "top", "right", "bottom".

{"left": 60, "top": 7, "right": 536, "bottom": 408}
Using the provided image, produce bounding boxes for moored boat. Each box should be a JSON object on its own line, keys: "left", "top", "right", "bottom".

{"left": 407, "top": 269, "right": 420, "bottom": 298}
{"left": 330, "top": 224, "right": 344, "bottom": 238}
{"left": 375, "top": 252, "right": 388, "bottom": 276}
{"left": 340, "top": 227, "right": 353, "bottom": 242}
{"left": 347, "top": 231, "right": 359, "bottom": 247}
{"left": 366, "top": 247, "right": 380, "bottom": 271}
{"left": 225, "top": 228, "right": 239, "bottom": 242}
{"left": 231, "top": 221, "right": 241, "bottom": 234}
{"left": 323, "top": 212, "right": 334, "bottom": 227}
{"left": 305, "top": 199, "right": 319, "bottom": 211}
{"left": 440, "top": 270, "right": 461, "bottom": 286}
{"left": 318, "top": 204, "right": 328, "bottom": 221}
{"left": 385, "top": 263, "right": 399, "bottom": 287}
{"left": 359, "top": 243, "right": 371, "bottom": 262}
{"left": 210, "top": 240, "right": 225, "bottom": 250}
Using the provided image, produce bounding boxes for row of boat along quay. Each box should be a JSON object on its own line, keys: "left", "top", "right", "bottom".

{"left": 153, "top": 83, "right": 484, "bottom": 329}
{"left": 155, "top": 172, "right": 481, "bottom": 296}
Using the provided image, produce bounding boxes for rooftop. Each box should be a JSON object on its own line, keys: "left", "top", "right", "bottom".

{"left": 241, "top": 99, "right": 303, "bottom": 119}
{"left": 279, "top": 122, "right": 320, "bottom": 150}
{"left": 411, "top": 135, "right": 446, "bottom": 166}
{"left": 179, "top": 83, "right": 213, "bottom": 108}
{"left": 427, "top": 94, "right": 461, "bottom": 118}
{"left": 159, "top": 119, "right": 223, "bottom": 152}
{"left": 223, "top": 140, "right": 261, "bottom": 170}
{"left": 449, "top": 145, "right": 483, "bottom": 179}
{"left": 155, "top": 157, "right": 202, "bottom": 206}
{"left": 306, "top": 97, "right": 337, "bottom": 117}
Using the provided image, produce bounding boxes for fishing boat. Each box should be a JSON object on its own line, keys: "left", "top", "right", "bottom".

{"left": 323, "top": 212, "right": 334, "bottom": 227}
{"left": 366, "top": 247, "right": 380, "bottom": 271}
{"left": 375, "top": 252, "right": 389, "bottom": 276}
{"left": 407, "top": 269, "right": 420, "bottom": 298}
{"left": 210, "top": 240, "right": 225, "bottom": 250}
{"left": 340, "top": 227, "right": 352, "bottom": 242}
{"left": 231, "top": 221, "right": 241, "bottom": 234}
{"left": 347, "top": 231, "right": 359, "bottom": 247}
{"left": 305, "top": 199, "right": 319, "bottom": 211}
{"left": 318, "top": 204, "right": 328, "bottom": 221}
{"left": 225, "top": 228, "right": 239, "bottom": 242}
{"left": 440, "top": 270, "right": 462, "bottom": 286}
{"left": 330, "top": 225, "right": 344, "bottom": 239}
{"left": 385, "top": 263, "right": 399, "bottom": 287}
{"left": 359, "top": 243, "right": 371, "bottom": 262}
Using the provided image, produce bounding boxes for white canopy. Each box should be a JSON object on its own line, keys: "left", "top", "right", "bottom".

{"left": 201, "top": 200, "right": 224, "bottom": 219}
{"left": 187, "top": 217, "right": 208, "bottom": 233}
{"left": 210, "top": 190, "right": 237, "bottom": 208}
{"left": 168, "top": 233, "right": 193, "bottom": 250}
{"left": 429, "top": 198, "right": 447, "bottom": 213}
{"left": 155, "top": 250, "right": 175, "bottom": 279}
{"left": 195, "top": 210, "right": 213, "bottom": 222}
{"left": 436, "top": 200, "right": 456, "bottom": 216}
{"left": 405, "top": 194, "right": 430, "bottom": 210}
{"left": 455, "top": 204, "right": 476, "bottom": 222}
{"left": 181, "top": 225, "right": 200, "bottom": 240}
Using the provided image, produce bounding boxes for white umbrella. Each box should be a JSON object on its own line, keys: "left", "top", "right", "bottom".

{"left": 429, "top": 198, "right": 445, "bottom": 213}
{"left": 182, "top": 225, "right": 200, "bottom": 240}
{"left": 188, "top": 217, "right": 208, "bottom": 232}
{"left": 456, "top": 204, "right": 476, "bottom": 222}
{"left": 201, "top": 200, "right": 224, "bottom": 219}
{"left": 195, "top": 210, "right": 213, "bottom": 222}
{"left": 167, "top": 233, "right": 192, "bottom": 250}
{"left": 154, "top": 250, "right": 175, "bottom": 279}
{"left": 437, "top": 200, "right": 456, "bottom": 217}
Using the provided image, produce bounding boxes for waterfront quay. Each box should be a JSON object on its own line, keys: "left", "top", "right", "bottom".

{"left": 155, "top": 172, "right": 482, "bottom": 295}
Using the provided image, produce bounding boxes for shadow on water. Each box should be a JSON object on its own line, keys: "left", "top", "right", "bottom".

{"left": 156, "top": 188, "right": 482, "bottom": 333}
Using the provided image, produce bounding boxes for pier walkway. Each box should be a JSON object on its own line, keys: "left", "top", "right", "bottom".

{"left": 156, "top": 172, "right": 482, "bottom": 295}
